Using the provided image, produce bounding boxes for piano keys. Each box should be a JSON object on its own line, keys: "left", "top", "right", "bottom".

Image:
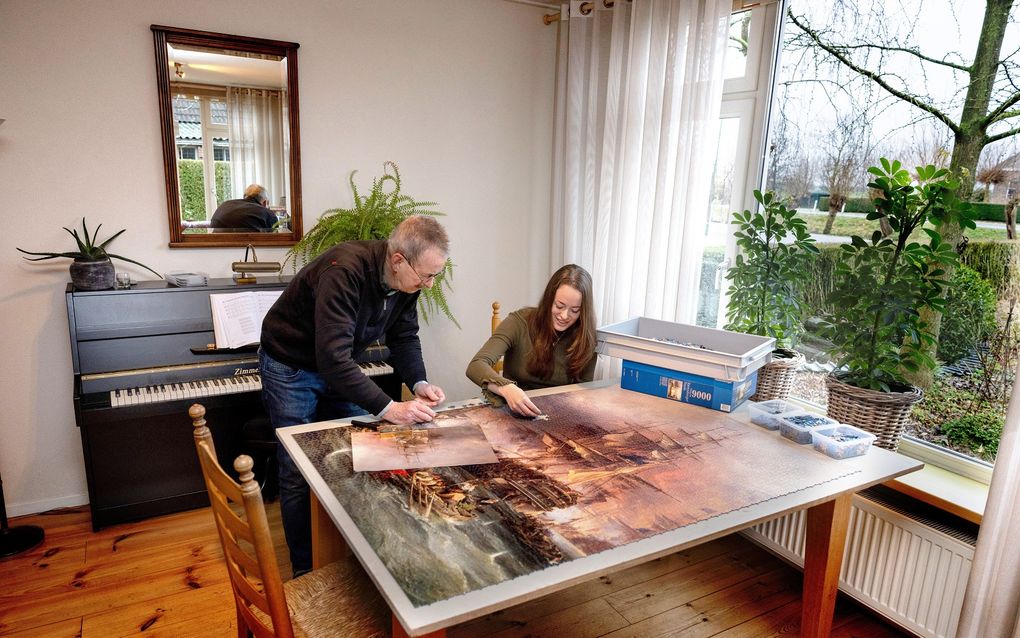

{"left": 66, "top": 277, "right": 402, "bottom": 530}
{"left": 104, "top": 360, "right": 395, "bottom": 408}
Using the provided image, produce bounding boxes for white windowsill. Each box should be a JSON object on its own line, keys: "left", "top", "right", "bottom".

{"left": 779, "top": 397, "right": 990, "bottom": 525}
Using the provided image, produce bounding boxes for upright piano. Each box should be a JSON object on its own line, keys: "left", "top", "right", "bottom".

{"left": 66, "top": 277, "right": 401, "bottom": 530}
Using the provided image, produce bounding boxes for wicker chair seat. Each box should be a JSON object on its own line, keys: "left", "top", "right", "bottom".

{"left": 248, "top": 559, "right": 390, "bottom": 638}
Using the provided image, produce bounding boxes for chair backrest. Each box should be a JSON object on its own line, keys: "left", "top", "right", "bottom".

{"left": 491, "top": 301, "right": 503, "bottom": 373}
{"left": 189, "top": 404, "right": 295, "bottom": 638}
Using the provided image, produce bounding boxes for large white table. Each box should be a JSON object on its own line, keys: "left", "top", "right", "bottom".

{"left": 277, "top": 382, "right": 922, "bottom": 637}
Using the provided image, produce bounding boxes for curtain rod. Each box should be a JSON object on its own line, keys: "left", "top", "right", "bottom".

{"left": 535, "top": 1, "right": 625, "bottom": 25}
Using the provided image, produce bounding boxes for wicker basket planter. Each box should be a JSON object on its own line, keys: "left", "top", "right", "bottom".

{"left": 750, "top": 348, "right": 804, "bottom": 402}
{"left": 824, "top": 373, "right": 922, "bottom": 451}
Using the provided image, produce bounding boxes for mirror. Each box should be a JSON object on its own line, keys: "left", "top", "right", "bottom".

{"left": 152, "top": 25, "right": 302, "bottom": 247}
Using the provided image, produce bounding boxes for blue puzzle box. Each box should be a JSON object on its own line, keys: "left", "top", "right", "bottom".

{"left": 620, "top": 360, "right": 758, "bottom": 413}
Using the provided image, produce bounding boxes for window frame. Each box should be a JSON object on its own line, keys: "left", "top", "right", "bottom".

{"left": 733, "top": 0, "right": 994, "bottom": 487}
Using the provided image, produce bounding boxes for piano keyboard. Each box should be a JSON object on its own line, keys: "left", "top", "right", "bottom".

{"left": 108, "top": 361, "right": 395, "bottom": 408}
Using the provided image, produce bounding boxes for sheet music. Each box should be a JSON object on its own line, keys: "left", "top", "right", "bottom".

{"left": 209, "top": 291, "right": 283, "bottom": 349}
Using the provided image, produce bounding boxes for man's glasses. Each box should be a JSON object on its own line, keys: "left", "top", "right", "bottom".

{"left": 402, "top": 256, "right": 442, "bottom": 286}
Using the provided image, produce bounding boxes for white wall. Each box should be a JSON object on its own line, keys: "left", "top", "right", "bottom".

{"left": 0, "top": 0, "right": 557, "bottom": 515}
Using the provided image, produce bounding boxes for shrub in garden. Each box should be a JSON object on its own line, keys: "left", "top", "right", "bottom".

{"left": 938, "top": 265, "right": 997, "bottom": 363}
{"left": 940, "top": 412, "right": 1004, "bottom": 459}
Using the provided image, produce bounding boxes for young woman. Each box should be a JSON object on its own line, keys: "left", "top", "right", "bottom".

{"left": 466, "top": 264, "right": 597, "bottom": 416}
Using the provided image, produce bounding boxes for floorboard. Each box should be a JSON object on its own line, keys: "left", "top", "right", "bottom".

{"left": 0, "top": 505, "right": 913, "bottom": 637}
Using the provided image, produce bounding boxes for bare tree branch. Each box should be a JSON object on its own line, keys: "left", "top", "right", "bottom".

{"left": 985, "top": 91, "right": 1020, "bottom": 124}
{"left": 987, "top": 125, "right": 1020, "bottom": 144}
{"left": 787, "top": 9, "right": 961, "bottom": 135}
{"left": 828, "top": 42, "right": 970, "bottom": 72}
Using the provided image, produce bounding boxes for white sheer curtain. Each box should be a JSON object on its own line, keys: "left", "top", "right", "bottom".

{"left": 957, "top": 362, "right": 1020, "bottom": 637}
{"left": 551, "top": 0, "right": 730, "bottom": 334}
{"left": 226, "top": 87, "right": 289, "bottom": 205}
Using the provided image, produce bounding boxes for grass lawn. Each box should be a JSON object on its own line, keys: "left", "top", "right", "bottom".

{"left": 802, "top": 213, "right": 1008, "bottom": 242}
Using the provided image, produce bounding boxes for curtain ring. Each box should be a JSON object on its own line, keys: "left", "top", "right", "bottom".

{"left": 603, "top": 0, "right": 614, "bottom": 7}
{"left": 579, "top": 1, "right": 593, "bottom": 15}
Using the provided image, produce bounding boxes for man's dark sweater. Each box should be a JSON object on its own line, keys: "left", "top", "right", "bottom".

{"left": 260, "top": 241, "right": 426, "bottom": 414}
{"left": 210, "top": 196, "right": 278, "bottom": 231}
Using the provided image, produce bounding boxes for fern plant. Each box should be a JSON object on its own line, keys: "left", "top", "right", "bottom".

{"left": 286, "top": 162, "right": 458, "bottom": 326}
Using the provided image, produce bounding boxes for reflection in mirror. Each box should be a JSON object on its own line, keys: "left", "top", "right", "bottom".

{"left": 152, "top": 26, "right": 302, "bottom": 247}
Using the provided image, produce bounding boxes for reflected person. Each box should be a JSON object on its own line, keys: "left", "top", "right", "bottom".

{"left": 259, "top": 215, "right": 449, "bottom": 577}
{"left": 210, "top": 183, "right": 278, "bottom": 231}
{"left": 466, "top": 264, "right": 598, "bottom": 417}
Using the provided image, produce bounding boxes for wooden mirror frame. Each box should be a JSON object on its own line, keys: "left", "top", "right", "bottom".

{"left": 152, "top": 25, "right": 303, "bottom": 248}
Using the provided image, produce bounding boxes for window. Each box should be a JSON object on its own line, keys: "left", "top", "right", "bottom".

{"left": 696, "top": 5, "right": 780, "bottom": 329}
{"left": 171, "top": 91, "right": 232, "bottom": 219}
{"left": 759, "top": 0, "right": 1015, "bottom": 479}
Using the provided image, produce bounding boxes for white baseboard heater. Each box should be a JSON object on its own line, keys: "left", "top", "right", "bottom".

{"left": 742, "top": 486, "right": 976, "bottom": 638}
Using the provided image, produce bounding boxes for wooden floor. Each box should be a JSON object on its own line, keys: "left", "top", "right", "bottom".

{"left": 0, "top": 505, "right": 912, "bottom": 638}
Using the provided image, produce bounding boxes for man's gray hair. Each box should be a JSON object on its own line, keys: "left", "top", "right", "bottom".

{"left": 244, "top": 184, "right": 268, "bottom": 203}
{"left": 388, "top": 215, "right": 450, "bottom": 263}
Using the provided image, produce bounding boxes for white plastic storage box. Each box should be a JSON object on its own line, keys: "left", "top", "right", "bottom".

{"left": 621, "top": 360, "right": 757, "bottom": 413}
{"left": 747, "top": 399, "right": 804, "bottom": 430}
{"left": 778, "top": 413, "right": 839, "bottom": 444}
{"left": 597, "top": 317, "right": 775, "bottom": 381}
{"left": 811, "top": 424, "right": 876, "bottom": 459}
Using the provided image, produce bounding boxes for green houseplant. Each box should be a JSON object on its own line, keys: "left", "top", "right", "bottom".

{"left": 17, "top": 218, "right": 160, "bottom": 291}
{"left": 286, "top": 161, "right": 457, "bottom": 326}
{"left": 821, "top": 158, "right": 975, "bottom": 449}
{"left": 725, "top": 190, "right": 818, "bottom": 401}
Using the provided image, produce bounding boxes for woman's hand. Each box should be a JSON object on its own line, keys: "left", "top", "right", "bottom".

{"left": 493, "top": 383, "right": 542, "bottom": 418}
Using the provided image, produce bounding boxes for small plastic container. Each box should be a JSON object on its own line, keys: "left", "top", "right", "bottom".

{"left": 778, "top": 413, "right": 839, "bottom": 444}
{"left": 811, "top": 424, "right": 876, "bottom": 459}
{"left": 747, "top": 399, "right": 803, "bottom": 430}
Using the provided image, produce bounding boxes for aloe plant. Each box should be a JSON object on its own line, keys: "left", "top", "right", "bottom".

{"left": 286, "top": 162, "right": 457, "bottom": 326}
{"left": 17, "top": 218, "right": 160, "bottom": 277}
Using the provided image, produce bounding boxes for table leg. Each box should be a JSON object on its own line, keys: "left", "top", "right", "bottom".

{"left": 392, "top": 615, "right": 447, "bottom": 638}
{"left": 310, "top": 490, "right": 348, "bottom": 569}
{"left": 801, "top": 492, "right": 853, "bottom": 638}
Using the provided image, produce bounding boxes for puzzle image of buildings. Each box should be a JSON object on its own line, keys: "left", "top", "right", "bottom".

{"left": 295, "top": 385, "right": 858, "bottom": 606}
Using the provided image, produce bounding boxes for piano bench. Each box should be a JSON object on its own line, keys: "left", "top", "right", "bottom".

{"left": 241, "top": 416, "right": 279, "bottom": 502}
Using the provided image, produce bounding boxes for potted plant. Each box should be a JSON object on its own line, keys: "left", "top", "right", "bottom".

{"left": 286, "top": 161, "right": 458, "bottom": 325}
{"left": 820, "top": 158, "right": 974, "bottom": 449}
{"left": 17, "top": 218, "right": 160, "bottom": 291}
{"left": 725, "top": 190, "right": 818, "bottom": 401}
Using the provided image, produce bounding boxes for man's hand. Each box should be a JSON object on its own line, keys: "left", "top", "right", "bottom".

{"left": 414, "top": 382, "right": 446, "bottom": 407}
{"left": 383, "top": 399, "right": 437, "bottom": 425}
{"left": 495, "top": 383, "right": 542, "bottom": 418}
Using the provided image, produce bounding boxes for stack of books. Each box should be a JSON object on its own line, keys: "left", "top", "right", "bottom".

{"left": 164, "top": 271, "right": 208, "bottom": 287}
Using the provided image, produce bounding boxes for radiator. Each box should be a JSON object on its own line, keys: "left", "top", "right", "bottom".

{"left": 742, "top": 486, "right": 976, "bottom": 638}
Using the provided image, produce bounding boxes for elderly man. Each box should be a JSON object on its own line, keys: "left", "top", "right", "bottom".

{"left": 210, "top": 184, "right": 278, "bottom": 231}
{"left": 258, "top": 214, "right": 449, "bottom": 576}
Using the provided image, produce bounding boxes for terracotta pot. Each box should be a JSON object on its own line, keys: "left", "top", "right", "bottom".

{"left": 70, "top": 258, "right": 115, "bottom": 291}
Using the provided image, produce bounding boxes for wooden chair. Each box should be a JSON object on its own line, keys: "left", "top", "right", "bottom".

{"left": 491, "top": 301, "right": 504, "bottom": 373}
{"left": 189, "top": 404, "right": 388, "bottom": 638}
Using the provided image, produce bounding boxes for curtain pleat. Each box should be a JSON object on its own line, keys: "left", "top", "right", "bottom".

{"left": 957, "top": 359, "right": 1020, "bottom": 637}
{"left": 551, "top": 0, "right": 730, "bottom": 343}
{"left": 227, "top": 87, "right": 288, "bottom": 206}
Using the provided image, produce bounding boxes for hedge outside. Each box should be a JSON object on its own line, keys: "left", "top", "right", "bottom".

{"left": 176, "top": 159, "right": 232, "bottom": 221}
{"left": 960, "top": 240, "right": 1020, "bottom": 297}
{"left": 968, "top": 202, "right": 1006, "bottom": 222}
{"left": 815, "top": 196, "right": 874, "bottom": 213}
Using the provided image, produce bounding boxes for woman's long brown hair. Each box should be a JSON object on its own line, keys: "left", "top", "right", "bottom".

{"left": 526, "top": 264, "right": 596, "bottom": 381}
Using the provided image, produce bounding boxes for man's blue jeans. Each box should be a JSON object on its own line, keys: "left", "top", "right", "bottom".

{"left": 258, "top": 348, "right": 367, "bottom": 577}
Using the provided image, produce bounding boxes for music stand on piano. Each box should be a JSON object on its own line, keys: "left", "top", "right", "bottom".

{"left": 0, "top": 471, "right": 44, "bottom": 558}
